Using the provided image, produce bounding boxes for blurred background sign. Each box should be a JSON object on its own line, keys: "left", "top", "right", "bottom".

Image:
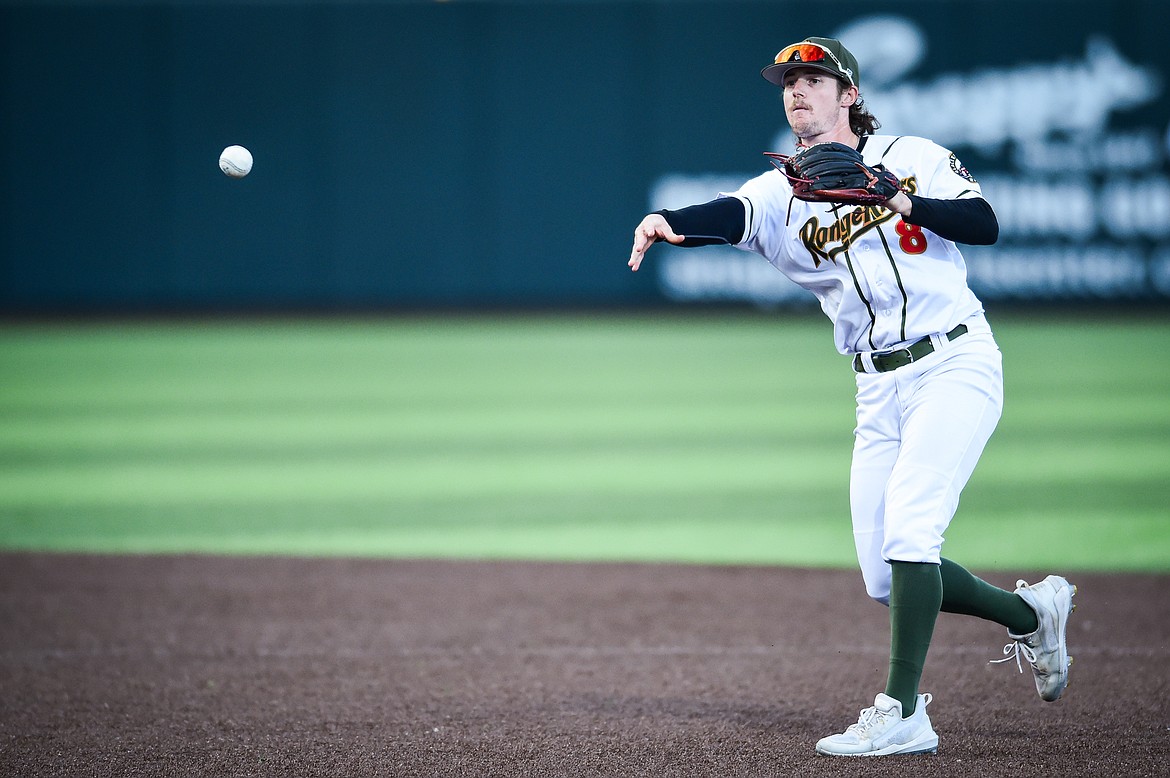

{"left": 2, "top": 0, "right": 1168, "bottom": 313}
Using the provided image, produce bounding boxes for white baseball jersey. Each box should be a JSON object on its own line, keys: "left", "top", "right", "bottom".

{"left": 722, "top": 134, "right": 987, "bottom": 355}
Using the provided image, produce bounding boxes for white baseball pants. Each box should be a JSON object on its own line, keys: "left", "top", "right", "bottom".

{"left": 849, "top": 329, "right": 1004, "bottom": 605}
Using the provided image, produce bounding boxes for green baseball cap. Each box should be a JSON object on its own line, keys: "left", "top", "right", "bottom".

{"left": 761, "top": 37, "right": 860, "bottom": 88}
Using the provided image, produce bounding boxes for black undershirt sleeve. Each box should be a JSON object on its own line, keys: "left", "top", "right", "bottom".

{"left": 655, "top": 193, "right": 995, "bottom": 247}
{"left": 654, "top": 197, "right": 746, "bottom": 247}
{"left": 902, "top": 195, "right": 999, "bottom": 245}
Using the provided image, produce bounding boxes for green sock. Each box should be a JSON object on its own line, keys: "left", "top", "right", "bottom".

{"left": 939, "top": 558, "right": 1038, "bottom": 635}
{"left": 885, "top": 561, "right": 942, "bottom": 716}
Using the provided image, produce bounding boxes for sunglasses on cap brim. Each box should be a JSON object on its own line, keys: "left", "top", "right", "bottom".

{"left": 772, "top": 42, "right": 855, "bottom": 86}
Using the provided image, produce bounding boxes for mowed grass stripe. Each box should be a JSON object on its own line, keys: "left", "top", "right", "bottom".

{"left": 1, "top": 314, "right": 1167, "bottom": 569}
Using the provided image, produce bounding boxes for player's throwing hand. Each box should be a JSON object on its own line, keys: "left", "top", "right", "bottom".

{"left": 629, "top": 214, "right": 683, "bottom": 271}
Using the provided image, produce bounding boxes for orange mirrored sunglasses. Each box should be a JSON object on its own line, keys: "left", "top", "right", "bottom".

{"left": 773, "top": 42, "right": 853, "bottom": 86}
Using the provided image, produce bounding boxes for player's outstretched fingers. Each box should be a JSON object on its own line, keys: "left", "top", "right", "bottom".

{"left": 629, "top": 216, "right": 681, "bottom": 271}
{"left": 629, "top": 230, "right": 655, "bottom": 271}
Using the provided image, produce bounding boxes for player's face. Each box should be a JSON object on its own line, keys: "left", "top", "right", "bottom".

{"left": 782, "top": 68, "right": 856, "bottom": 143}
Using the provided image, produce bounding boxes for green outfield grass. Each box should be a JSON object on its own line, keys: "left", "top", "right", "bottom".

{"left": 1, "top": 312, "right": 1167, "bottom": 571}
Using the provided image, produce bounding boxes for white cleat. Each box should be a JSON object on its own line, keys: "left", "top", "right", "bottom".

{"left": 993, "top": 575, "right": 1077, "bottom": 701}
{"left": 815, "top": 693, "right": 939, "bottom": 757}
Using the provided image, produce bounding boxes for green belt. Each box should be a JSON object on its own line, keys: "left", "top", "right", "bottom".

{"left": 852, "top": 324, "right": 969, "bottom": 374}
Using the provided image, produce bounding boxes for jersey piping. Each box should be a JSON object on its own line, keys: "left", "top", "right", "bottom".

{"left": 875, "top": 225, "right": 910, "bottom": 343}
{"left": 742, "top": 196, "right": 756, "bottom": 243}
{"left": 840, "top": 244, "right": 879, "bottom": 350}
{"left": 876, "top": 135, "right": 906, "bottom": 164}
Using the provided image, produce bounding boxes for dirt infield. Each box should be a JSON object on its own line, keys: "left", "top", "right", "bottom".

{"left": 1, "top": 554, "right": 1167, "bottom": 777}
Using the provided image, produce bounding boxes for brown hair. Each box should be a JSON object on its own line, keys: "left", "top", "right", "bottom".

{"left": 839, "top": 79, "right": 881, "bottom": 136}
{"left": 849, "top": 96, "right": 881, "bottom": 136}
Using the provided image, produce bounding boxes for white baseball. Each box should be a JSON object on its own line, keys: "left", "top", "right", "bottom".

{"left": 219, "top": 145, "right": 253, "bottom": 178}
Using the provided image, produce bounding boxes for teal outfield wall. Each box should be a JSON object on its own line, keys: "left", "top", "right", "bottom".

{"left": 3, "top": 0, "right": 1170, "bottom": 312}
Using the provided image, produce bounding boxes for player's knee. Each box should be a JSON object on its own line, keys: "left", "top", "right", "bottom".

{"left": 867, "top": 587, "right": 891, "bottom": 607}
{"left": 862, "top": 576, "right": 891, "bottom": 606}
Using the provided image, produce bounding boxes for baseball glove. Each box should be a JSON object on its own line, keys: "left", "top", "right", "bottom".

{"left": 765, "top": 142, "right": 902, "bottom": 205}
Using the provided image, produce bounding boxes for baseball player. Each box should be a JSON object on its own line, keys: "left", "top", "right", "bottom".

{"left": 628, "top": 37, "right": 1077, "bottom": 757}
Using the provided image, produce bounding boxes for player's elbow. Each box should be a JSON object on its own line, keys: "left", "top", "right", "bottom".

{"left": 967, "top": 198, "right": 999, "bottom": 245}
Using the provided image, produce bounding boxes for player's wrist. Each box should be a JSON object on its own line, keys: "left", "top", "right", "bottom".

{"left": 886, "top": 191, "right": 913, "bottom": 217}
